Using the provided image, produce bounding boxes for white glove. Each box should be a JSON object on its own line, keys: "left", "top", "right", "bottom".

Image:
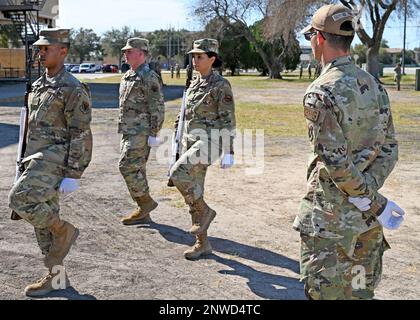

{"left": 348, "top": 197, "right": 372, "bottom": 212}
{"left": 377, "top": 200, "right": 405, "bottom": 230}
{"left": 221, "top": 154, "right": 234, "bottom": 169}
{"left": 148, "top": 136, "right": 162, "bottom": 147}
{"left": 59, "top": 178, "right": 79, "bottom": 195}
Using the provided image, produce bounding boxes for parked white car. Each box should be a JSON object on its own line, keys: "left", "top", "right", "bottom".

{"left": 79, "top": 63, "right": 96, "bottom": 73}
{"left": 70, "top": 65, "right": 80, "bottom": 73}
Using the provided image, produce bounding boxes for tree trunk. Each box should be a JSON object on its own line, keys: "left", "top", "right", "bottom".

{"left": 366, "top": 45, "right": 380, "bottom": 79}
{"left": 240, "top": 25, "right": 280, "bottom": 79}
{"left": 270, "top": 59, "right": 283, "bottom": 79}
{"left": 270, "top": 67, "right": 282, "bottom": 79}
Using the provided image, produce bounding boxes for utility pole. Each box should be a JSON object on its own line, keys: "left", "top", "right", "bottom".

{"left": 166, "top": 25, "right": 169, "bottom": 61}
{"left": 402, "top": 0, "right": 407, "bottom": 75}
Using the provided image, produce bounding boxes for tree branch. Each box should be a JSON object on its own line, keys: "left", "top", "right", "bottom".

{"left": 367, "top": 0, "right": 376, "bottom": 26}
{"left": 374, "top": 0, "right": 398, "bottom": 48}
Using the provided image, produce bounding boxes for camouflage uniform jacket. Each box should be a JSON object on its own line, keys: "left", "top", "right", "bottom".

{"left": 183, "top": 71, "right": 236, "bottom": 154}
{"left": 24, "top": 67, "right": 93, "bottom": 179}
{"left": 293, "top": 56, "right": 398, "bottom": 246}
{"left": 118, "top": 63, "right": 165, "bottom": 136}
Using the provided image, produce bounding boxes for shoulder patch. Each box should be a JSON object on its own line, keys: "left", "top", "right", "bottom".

{"left": 79, "top": 99, "right": 91, "bottom": 114}
{"left": 223, "top": 94, "right": 233, "bottom": 104}
{"left": 151, "top": 83, "right": 160, "bottom": 92}
{"left": 304, "top": 106, "right": 320, "bottom": 122}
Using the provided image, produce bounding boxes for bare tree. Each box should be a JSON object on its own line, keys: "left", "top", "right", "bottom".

{"left": 193, "top": 0, "right": 289, "bottom": 78}
{"left": 340, "top": 0, "right": 420, "bottom": 78}
{"left": 265, "top": 0, "right": 419, "bottom": 78}
{"left": 264, "top": 0, "right": 326, "bottom": 40}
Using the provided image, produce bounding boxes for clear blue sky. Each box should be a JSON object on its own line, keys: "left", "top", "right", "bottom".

{"left": 57, "top": 0, "right": 420, "bottom": 50}
{"left": 57, "top": 0, "right": 199, "bottom": 32}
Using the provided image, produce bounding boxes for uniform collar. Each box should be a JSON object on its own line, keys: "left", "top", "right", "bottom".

{"left": 37, "top": 66, "right": 66, "bottom": 88}
{"left": 135, "top": 63, "right": 150, "bottom": 75}
{"left": 320, "top": 55, "right": 352, "bottom": 76}
{"left": 124, "top": 63, "right": 149, "bottom": 79}
{"left": 197, "top": 70, "right": 216, "bottom": 86}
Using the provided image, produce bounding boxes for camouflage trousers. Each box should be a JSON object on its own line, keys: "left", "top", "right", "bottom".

{"left": 300, "top": 226, "right": 390, "bottom": 300}
{"left": 119, "top": 133, "right": 151, "bottom": 199}
{"left": 8, "top": 159, "right": 62, "bottom": 255}
{"left": 169, "top": 140, "right": 216, "bottom": 205}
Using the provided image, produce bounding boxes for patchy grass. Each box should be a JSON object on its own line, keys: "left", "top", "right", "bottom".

{"left": 234, "top": 100, "right": 420, "bottom": 160}
{"left": 380, "top": 74, "right": 416, "bottom": 86}
{"left": 81, "top": 75, "right": 122, "bottom": 84}
{"left": 235, "top": 102, "right": 306, "bottom": 137}
{"left": 393, "top": 103, "right": 420, "bottom": 133}
{"left": 391, "top": 103, "right": 420, "bottom": 160}
{"left": 82, "top": 73, "right": 419, "bottom": 158}
{"left": 161, "top": 72, "right": 187, "bottom": 86}
{"left": 225, "top": 73, "right": 313, "bottom": 89}
{"left": 81, "top": 71, "right": 314, "bottom": 87}
{"left": 161, "top": 76, "right": 419, "bottom": 143}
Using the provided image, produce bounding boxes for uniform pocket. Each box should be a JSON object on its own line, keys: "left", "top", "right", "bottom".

{"left": 202, "top": 91, "right": 218, "bottom": 113}
{"left": 35, "top": 90, "right": 56, "bottom": 122}
{"left": 311, "top": 165, "right": 342, "bottom": 238}
{"left": 29, "top": 96, "right": 40, "bottom": 123}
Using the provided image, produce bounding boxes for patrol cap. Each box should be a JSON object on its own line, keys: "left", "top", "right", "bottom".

{"left": 33, "top": 28, "right": 70, "bottom": 46}
{"left": 121, "top": 38, "right": 149, "bottom": 52}
{"left": 188, "top": 38, "right": 219, "bottom": 55}
{"left": 301, "top": 4, "right": 355, "bottom": 36}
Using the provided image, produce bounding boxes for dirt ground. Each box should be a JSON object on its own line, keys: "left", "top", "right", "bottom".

{"left": 0, "top": 80, "right": 419, "bottom": 300}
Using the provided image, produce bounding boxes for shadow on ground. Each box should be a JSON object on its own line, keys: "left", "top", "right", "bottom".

{"left": 140, "top": 222, "right": 305, "bottom": 300}
{"left": 0, "top": 123, "right": 19, "bottom": 149}
{"left": 28, "top": 286, "right": 97, "bottom": 300}
{"left": 0, "top": 83, "right": 184, "bottom": 108}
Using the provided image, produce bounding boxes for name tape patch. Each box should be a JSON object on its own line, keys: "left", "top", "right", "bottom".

{"left": 332, "top": 12, "right": 353, "bottom": 21}
{"left": 304, "top": 106, "right": 320, "bottom": 122}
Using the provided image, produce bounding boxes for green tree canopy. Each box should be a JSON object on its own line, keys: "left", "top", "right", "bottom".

{"left": 69, "top": 28, "right": 102, "bottom": 64}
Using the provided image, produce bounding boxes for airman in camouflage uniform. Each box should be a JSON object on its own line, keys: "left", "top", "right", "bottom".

{"left": 295, "top": 5, "right": 401, "bottom": 299}
{"left": 118, "top": 38, "right": 165, "bottom": 225}
{"left": 8, "top": 28, "right": 92, "bottom": 297}
{"left": 169, "top": 39, "right": 236, "bottom": 259}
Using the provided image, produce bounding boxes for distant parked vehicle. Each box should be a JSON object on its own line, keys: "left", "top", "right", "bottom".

{"left": 64, "top": 64, "right": 78, "bottom": 72}
{"left": 102, "top": 64, "right": 119, "bottom": 73}
{"left": 79, "top": 63, "right": 96, "bottom": 73}
{"left": 70, "top": 65, "right": 80, "bottom": 73}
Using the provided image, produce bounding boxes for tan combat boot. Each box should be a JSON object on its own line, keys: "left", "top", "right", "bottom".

{"left": 24, "top": 269, "right": 70, "bottom": 297}
{"left": 189, "top": 198, "right": 216, "bottom": 235}
{"left": 44, "top": 215, "right": 79, "bottom": 269}
{"left": 121, "top": 193, "right": 158, "bottom": 225}
{"left": 184, "top": 232, "right": 212, "bottom": 260}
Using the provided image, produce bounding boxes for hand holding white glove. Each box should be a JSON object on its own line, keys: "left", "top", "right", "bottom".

{"left": 59, "top": 178, "right": 79, "bottom": 195}
{"left": 221, "top": 154, "right": 234, "bottom": 169}
{"left": 348, "top": 197, "right": 372, "bottom": 212}
{"left": 377, "top": 200, "right": 405, "bottom": 230}
{"left": 148, "top": 136, "right": 162, "bottom": 147}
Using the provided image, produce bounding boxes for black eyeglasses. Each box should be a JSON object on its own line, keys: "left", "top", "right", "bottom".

{"left": 304, "top": 30, "right": 326, "bottom": 41}
{"left": 304, "top": 31, "right": 317, "bottom": 41}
